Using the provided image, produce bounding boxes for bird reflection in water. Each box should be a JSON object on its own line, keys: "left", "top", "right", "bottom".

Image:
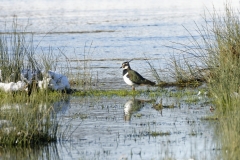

{"left": 124, "top": 98, "right": 158, "bottom": 121}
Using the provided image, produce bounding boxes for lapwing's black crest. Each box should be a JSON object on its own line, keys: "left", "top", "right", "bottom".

{"left": 120, "top": 60, "right": 155, "bottom": 90}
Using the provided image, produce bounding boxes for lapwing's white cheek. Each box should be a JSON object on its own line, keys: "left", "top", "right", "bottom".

{"left": 124, "top": 66, "right": 128, "bottom": 69}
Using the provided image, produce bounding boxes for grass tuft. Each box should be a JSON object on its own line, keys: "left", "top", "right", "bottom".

{"left": 0, "top": 19, "right": 69, "bottom": 146}
{"left": 150, "top": 131, "right": 171, "bottom": 137}
{"left": 175, "top": 4, "right": 240, "bottom": 159}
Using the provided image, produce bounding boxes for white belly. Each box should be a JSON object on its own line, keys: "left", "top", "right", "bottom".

{"left": 123, "top": 73, "right": 135, "bottom": 86}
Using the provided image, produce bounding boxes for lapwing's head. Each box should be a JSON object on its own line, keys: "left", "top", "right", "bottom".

{"left": 120, "top": 60, "right": 133, "bottom": 69}
{"left": 121, "top": 61, "right": 130, "bottom": 69}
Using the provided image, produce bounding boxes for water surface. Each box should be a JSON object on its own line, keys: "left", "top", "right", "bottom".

{"left": 0, "top": 93, "right": 218, "bottom": 159}
{"left": 0, "top": 0, "right": 238, "bottom": 85}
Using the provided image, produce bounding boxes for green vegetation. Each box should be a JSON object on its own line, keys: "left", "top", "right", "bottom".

{"left": 144, "top": 4, "right": 240, "bottom": 159}
{"left": 206, "top": 6, "right": 240, "bottom": 159}
{"left": 0, "top": 19, "right": 66, "bottom": 146}
{"left": 133, "top": 113, "right": 143, "bottom": 118}
{"left": 172, "top": 4, "right": 240, "bottom": 159}
{"left": 0, "top": 19, "right": 59, "bottom": 84}
{"left": 0, "top": 90, "right": 64, "bottom": 104}
{"left": 72, "top": 89, "right": 143, "bottom": 97}
{"left": 0, "top": 87, "right": 66, "bottom": 146}
{"left": 200, "top": 115, "right": 218, "bottom": 121}
{"left": 0, "top": 102, "right": 56, "bottom": 146}
{"left": 156, "top": 79, "right": 203, "bottom": 88}
{"left": 150, "top": 131, "right": 171, "bottom": 137}
{"left": 61, "top": 41, "right": 97, "bottom": 91}
{"left": 152, "top": 102, "right": 163, "bottom": 111}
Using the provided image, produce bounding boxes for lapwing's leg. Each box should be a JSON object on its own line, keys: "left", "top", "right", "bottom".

{"left": 132, "top": 86, "right": 135, "bottom": 91}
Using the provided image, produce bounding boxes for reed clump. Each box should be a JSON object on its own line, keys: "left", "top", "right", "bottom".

{"left": 145, "top": 56, "right": 205, "bottom": 87}
{"left": 0, "top": 101, "right": 58, "bottom": 146}
{"left": 0, "top": 19, "right": 40, "bottom": 83}
{"left": 0, "top": 86, "right": 67, "bottom": 146}
{"left": 205, "top": 6, "right": 240, "bottom": 159}
{"left": 178, "top": 4, "right": 240, "bottom": 159}
{"left": 0, "top": 19, "right": 65, "bottom": 146}
{"left": 146, "top": 4, "right": 240, "bottom": 159}
{"left": 61, "top": 41, "right": 97, "bottom": 90}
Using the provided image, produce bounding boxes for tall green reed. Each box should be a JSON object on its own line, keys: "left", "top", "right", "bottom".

{"left": 0, "top": 19, "right": 68, "bottom": 146}
{"left": 0, "top": 19, "right": 27, "bottom": 82}
{"left": 0, "top": 102, "right": 55, "bottom": 146}
{"left": 145, "top": 4, "right": 240, "bottom": 159}
{"left": 205, "top": 6, "right": 240, "bottom": 159}
{"left": 61, "top": 41, "right": 96, "bottom": 90}
{"left": 171, "top": 4, "right": 240, "bottom": 159}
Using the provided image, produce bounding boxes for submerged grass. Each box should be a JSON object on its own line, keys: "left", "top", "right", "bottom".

{"left": 0, "top": 90, "right": 64, "bottom": 104}
{"left": 150, "top": 131, "right": 171, "bottom": 137}
{"left": 0, "top": 99, "right": 59, "bottom": 146}
{"left": 72, "top": 88, "right": 201, "bottom": 102}
{"left": 73, "top": 89, "right": 143, "bottom": 97}
{"left": 0, "top": 88, "right": 67, "bottom": 146}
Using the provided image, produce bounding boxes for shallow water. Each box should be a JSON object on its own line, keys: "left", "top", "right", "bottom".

{"left": 58, "top": 95, "right": 218, "bottom": 159}
{"left": 0, "top": 92, "right": 218, "bottom": 159}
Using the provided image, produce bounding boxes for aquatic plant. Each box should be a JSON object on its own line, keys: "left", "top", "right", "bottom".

{"left": 0, "top": 19, "right": 72, "bottom": 146}
{"left": 0, "top": 87, "right": 68, "bottom": 146}
{"left": 150, "top": 131, "right": 171, "bottom": 137}
{"left": 0, "top": 102, "right": 55, "bottom": 146}
{"left": 0, "top": 19, "right": 29, "bottom": 83}
{"left": 72, "top": 89, "right": 143, "bottom": 97}
{"left": 178, "top": 4, "right": 240, "bottom": 159}
{"left": 205, "top": 6, "right": 240, "bottom": 159}
{"left": 62, "top": 41, "right": 97, "bottom": 90}
{"left": 144, "top": 54, "right": 204, "bottom": 87}
{"left": 144, "top": 3, "right": 240, "bottom": 159}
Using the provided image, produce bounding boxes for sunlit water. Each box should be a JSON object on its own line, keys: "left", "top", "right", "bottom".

{"left": 0, "top": 0, "right": 237, "bottom": 159}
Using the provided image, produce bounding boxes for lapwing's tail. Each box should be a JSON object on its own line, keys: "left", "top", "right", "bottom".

{"left": 143, "top": 79, "right": 156, "bottom": 86}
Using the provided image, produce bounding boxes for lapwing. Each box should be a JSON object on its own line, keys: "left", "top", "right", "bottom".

{"left": 120, "top": 60, "right": 155, "bottom": 90}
